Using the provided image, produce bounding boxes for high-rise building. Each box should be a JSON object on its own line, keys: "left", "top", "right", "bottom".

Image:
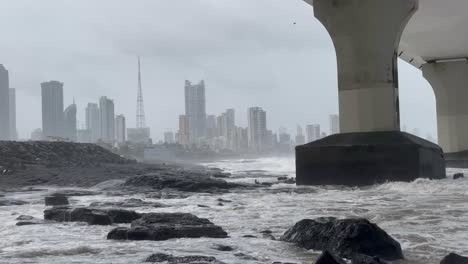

{"left": 99, "top": 96, "right": 115, "bottom": 143}
{"left": 63, "top": 102, "right": 77, "bottom": 141}
{"left": 295, "top": 125, "right": 305, "bottom": 145}
{"left": 225, "top": 109, "right": 236, "bottom": 149}
{"left": 235, "top": 127, "right": 249, "bottom": 151}
{"left": 178, "top": 115, "right": 189, "bottom": 146}
{"left": 164, "top": 131, "right": 175, "bottom": 144}
{"left": 9, "top": 88, "right": 17, "bottom": 140}
{"left": 206, "top": 115, "right": 217, "bottom": 139}
{"left": 115, "top": 114, "right": 126, "bottom": 143}
{"left": 247, "top": 107, "right": 267, "bottom": 152}
{"left": 86, "top": 103, "right": 100, "bottom": 143}
{"left": 329, "top": 114, "right": 340, "bottom": 135}
{"left": 41, "top": 81, "right": 64, "bottom": 139}
{"left": 306, "top": 124, "right": 321, "bottom": 142}
{"left": 0, "top": 65, "right": 10, "bottom": 140}
{"left": 185, "top": 80, "right": 206, "bottom": 143}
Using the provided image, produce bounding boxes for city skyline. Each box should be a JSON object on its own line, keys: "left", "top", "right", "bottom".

{"left": 0, "top": 1, "right": 437, "bottom": 142}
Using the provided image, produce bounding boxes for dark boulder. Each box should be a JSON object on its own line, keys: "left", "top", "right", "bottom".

{"left": 453, "top": 173, "right": 465, "bottom": 180}
{"left": 280, "top": 217, "right": 403, "bottom": 261}
{"left": 440, "top": 253, "right": 468, "bottom": 264}
{"left": 145, "top": 253, "right": 225, "bottom": 263}
{"left": 45, "top": 194, "right": 69, "bottom": 206}
{"left": 107, "top": 212, "right": 228, "bottom": 241}
{"left": 351, "top": 254, "right": 389, "bottom": 264}
{"left": 44, "top": 207, "right": 141, "bottom": 225}
{"left": 315, "top": 251, "right": 346, "bottom": 264}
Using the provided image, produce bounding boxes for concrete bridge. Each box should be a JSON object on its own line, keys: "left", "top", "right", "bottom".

{"left": 297, "top": 0, "right": 468, "bottom": 185}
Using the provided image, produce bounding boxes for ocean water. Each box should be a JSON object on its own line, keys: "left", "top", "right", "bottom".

{"left": 0, "top": 157, "right": 467, "bottom": 264}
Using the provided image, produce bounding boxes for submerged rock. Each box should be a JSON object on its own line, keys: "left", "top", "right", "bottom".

{"left": 124, "top": 170, "right": 244, "bottom": 193}
{"left": 280, "top": 217, "right": 403, "bottom": 261}
{"left": 107, "top": 212, "right": 228, "bottom": 241}
{"left": 44, "top": 207, "right": 141, "bottom": 225}
{"left": 212, "top": 244, "right": 234, "bottom": 252}
{"left": 0, "top": 199, "right": 28, "bottom": 206}
{"left": 145, "top": 253, "right": 225, "bottom": 263}
{"left": 315, "top": 251, "right": 346, "bottom": 264}
{"left": 440, "top": 253, "right": 468, "bottom": 264}
{"left": 45, "top": 194, "right": 69, "bottom": 206}
{"left": 89, "top": 198, "right": 167, "bottom": 208}
{"left": 453, "top": 173, "right": 464, "bottom": 180}
{"left": 52, "top": 189, "right": 101, "bottom": 197}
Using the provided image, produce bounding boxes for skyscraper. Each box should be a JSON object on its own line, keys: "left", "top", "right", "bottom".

{"left": 99, "top": 96, "right": 115, "bottom": 143}
{"left": 115, "top": 114, "right": 126, "bottom": 143}
{"left": 329, "top": 114, "right": 340, "bottom": 135}
{"left": 63, "top": 102, "right": 77, "bottom": 141}
{"left": 206, "top": 115, "right": 217, "bottom": 139}
{"left": 185, "top": 80, "right": 206, "bottom": 143}
{"left": 9, "top": 88, "right": 17, "bottom": 140}
{"left": 178, "top": 115, "right": 189, "bottom": 146}
{"left": 0, "top": 65, "right": 10, "bottom": 140}
{"left": 306, "top": 124, "right": 321, "bottom": 142}
{"left": 86, "top": 103, "right": 101, "bottom": 143}
{"left": 225, "top": 109, "right": 236, "bottom": 149}
{"left": 295, "top": 125, "right": 305, "bottom": 145}
{"left": 247, "top": 107, "right": 267, "bottom": 152}
{"left": 41, "top": 81, "right": 64, "bottom": 139}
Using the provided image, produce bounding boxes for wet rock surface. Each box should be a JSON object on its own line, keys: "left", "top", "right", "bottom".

{"left": 0, "top": 198, "right": 28, "bottom": 206}
{"left": 280, "top": 217, "right": 403, "bottom": 261}
{"left": 453, "top": 173, "right": 465, "bottom": 180}
{"left": 89, "top": 198, "right": 168, "bottom": 208}
{"left": 440, "top": 253, "right": 468, "bottom": 264}
{"left": 314, "top": 251, "right": 346, "bottom": 264}
{"left": 44, "top": 207, "right": 141, "bottom": 225}
{"left": 107, "top": 212, "right": 228, "bottom": 241}
{"left": 124, "top": 170, "right": 246, "bottom": 193}
{"left": 145, "top": 253, "right": 225, "bottom": 263}
{"left": 45, "top": 194, "right": 69, "bottom": 206}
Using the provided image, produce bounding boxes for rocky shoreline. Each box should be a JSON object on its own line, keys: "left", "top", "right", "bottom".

{"left": 1, "top": 142, "right": 466, "bottom": 263}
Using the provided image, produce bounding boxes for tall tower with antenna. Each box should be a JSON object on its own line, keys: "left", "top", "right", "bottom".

{"left": 136, "top": 56, "right": 146, "bottom": 128}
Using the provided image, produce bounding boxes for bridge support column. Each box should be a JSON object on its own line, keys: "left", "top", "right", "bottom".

{"left": 423, "top": 61, "right": 468, "bottom": 165}
{"left": 296, "top": 0, "right": 446, "bottom": 186}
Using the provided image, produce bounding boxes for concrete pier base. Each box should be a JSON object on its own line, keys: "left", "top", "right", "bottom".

{"left": 296, "top": 131, "right": 446, "bottom": 186}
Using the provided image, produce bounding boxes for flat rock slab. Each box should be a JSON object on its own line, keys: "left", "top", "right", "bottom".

{"left": 296, "top": 131, "right": 446, "bottom": 186}
{"left": 124, "top": 169, "right": 245, "bottom": 193}
{"left": 145, "top": 253, "right": 225, "bottom": 263}
{"left": 280, "top": 217, "right": 403, "bottom": 261}
{"left": 107, "top": 212, "right": 228, "bottom": 241}
{"left": 44, "top": 207, "right": 141, "bottom": 225}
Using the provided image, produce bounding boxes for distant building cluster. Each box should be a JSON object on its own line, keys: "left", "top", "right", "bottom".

{"left": 0, "top": 65, "right": 17, "bottom": 141}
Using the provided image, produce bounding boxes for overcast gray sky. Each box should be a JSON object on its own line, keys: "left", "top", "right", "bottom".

{"left": 0, "top": 0, "right": 437, "bottom": 141}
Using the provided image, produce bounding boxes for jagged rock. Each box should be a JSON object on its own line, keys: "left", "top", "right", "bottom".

{"left": 145, "top": 253, "right": 225, "bottom": 263}
{"left": 89, "top": 198, "right": 167, "bottom": 208}
{"left": 107, "top": 213, "right": 228, "bottom": 241}
{"left": 124, "top": 170, "right": 244, "bottom": 193}
{"left": 0, "top": 199, "right": 28, "bottom": 206}
{"left": 453, "top": 173, "right": 465, "bottom": 180}
{"left": 44, "top": 207, "right": 141, "bottom": 225}
{"left": 45, "top": 194, "right": 69, "bottom": 206}
{"left": 440, "top": 253, "right": 468, "bottom": 264}
{"left": 280, "top": 217, "right": 403, "bottom": 261}
{"left": 315, "top": 251, "right": 346, "bottom": 264}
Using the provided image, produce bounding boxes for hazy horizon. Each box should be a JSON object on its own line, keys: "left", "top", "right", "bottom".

{"left": 0, "top": 0, "right": 437, "bottom": 141}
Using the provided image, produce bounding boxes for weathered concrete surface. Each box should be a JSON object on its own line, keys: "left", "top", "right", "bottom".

{"left": 296, "top": 131, "right": 446, "bottom": 186}
{"left": 312, "top": 0, "right": 418, "bottom": 133}
{"left": 423, "top": 61, "right": 468, "bottom": 154}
